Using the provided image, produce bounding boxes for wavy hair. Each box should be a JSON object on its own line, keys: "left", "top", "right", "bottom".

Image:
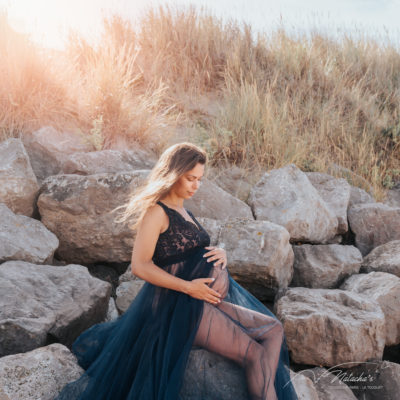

{"left": 113, "top": 142, "right": 207, "bottom": 232}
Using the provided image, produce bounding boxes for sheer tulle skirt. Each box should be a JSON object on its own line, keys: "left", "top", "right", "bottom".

{"left": 55, "top": 247, "right": 298, "bottom": 400}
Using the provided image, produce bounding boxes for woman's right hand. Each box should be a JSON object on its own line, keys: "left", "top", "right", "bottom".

{"left": 185, "top": 278, "right": 222, "bottom": 305}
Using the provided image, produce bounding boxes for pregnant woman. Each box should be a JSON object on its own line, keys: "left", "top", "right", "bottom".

{"left": 55, "top": 142, "right": 298, "bottom": 400}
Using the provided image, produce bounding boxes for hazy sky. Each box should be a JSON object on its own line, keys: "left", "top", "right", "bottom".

{"left": 2, "top": 0, "right": 400, "bottom": 49}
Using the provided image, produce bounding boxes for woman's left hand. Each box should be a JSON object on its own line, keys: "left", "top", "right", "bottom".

{"left": 203, "top": 246, "right": 227, "bottom": 269}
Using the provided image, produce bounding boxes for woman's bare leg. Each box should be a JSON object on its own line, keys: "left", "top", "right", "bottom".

{"left": 193, "top": 302, "right": 278, "bottom": 400}
{"left": 215, "top": 301, "right": 284, "bottom": 400}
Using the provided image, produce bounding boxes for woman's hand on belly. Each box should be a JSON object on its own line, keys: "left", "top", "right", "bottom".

{"left": 203, "top": 246, "right": 227, "bottom": 269}
{"left": 208, "top": 264, "right": 229, "bottom": 300}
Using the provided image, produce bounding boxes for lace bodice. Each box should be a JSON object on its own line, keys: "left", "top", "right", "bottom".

{"left": 152, "top": 200, "right": 210, "bottom": 267}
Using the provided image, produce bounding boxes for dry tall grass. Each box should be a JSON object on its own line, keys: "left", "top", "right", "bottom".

{"left": 1, "top": 5, "right": 399, "bottom": 199}
{"left": 0, "top": 12, "right": 79, "bottom": 138}
{"left": 0, "top": 10, "right": 177, "bottom": 153}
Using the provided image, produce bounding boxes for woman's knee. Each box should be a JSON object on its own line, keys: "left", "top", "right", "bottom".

{"left": 273, "top": 319, "right": 284, "bottom": 341}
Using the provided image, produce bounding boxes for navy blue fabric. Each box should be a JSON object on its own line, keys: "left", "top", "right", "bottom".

{"left": 55, "top": 202, "right": 298, "bottom": 400}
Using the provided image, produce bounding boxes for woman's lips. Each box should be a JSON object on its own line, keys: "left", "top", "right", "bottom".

{"left": 188, "top": 192, "right": 195, "bottom": 195}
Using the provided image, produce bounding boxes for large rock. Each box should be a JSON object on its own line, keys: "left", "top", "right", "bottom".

{"left": 116, "top": 264, "right": 146, "bottom": 314}
{"left": 61, "top": 148, "right": 157, "bottom": 175}
{"left": 348, "top": 185, "right": 375, "bottom": 208}
{"left": 182, "top": 350, "right": 304, "bottom": 400}
{"left": 207, "top": 165, "right": 253, "bottom": 202}
{"left": 301, "top": 367, "right": 357, "bottom": 400}
{"left": 345, "top": 360, "right": 400, "bottom": 400}
{"left": 0, "top": 343, "right": 83, "bottom": 400}
{"left": 118, "top": 264, "right": 135, "bottom": 283}
{"left": 196, "top": 217, "right": 221, "bottom": 245}
{"left": 0, "top": 261, "right": 111, "bottom": 356}
{"left": 184, "top": 179, "right": 253, "bottom": 220}
{"left": 360, "top": 240, "right": 400, "bottom": 278}
{"left": 115, "top": 279, "right": 146, "bottom": 314}
{"left": 248, "top": 164, "right": 338, "bottom": 243}
{"left": 327, "top": 162, "right": 374, "bottom": 197}
{"left": 0, "top": 203, "right": 59, "bottom": 264}
{"left": 348, "top": 203, "right": 400, "bottom": 256}
{"left": 305, "top": 172, "right": 351, "bottom": 234}
{"left": 274, "top": 287, "right": 386, "bottom": 366}
{"left": 288, "top": 370, "right": 319, "bottom": 400}
{"left": 180, "top": 348, "right": 248, "bottom": 400}
{"left": 182, "top": 348, "right": 315, "bottom": 400}
{"left": 291, "top": 244, "right": 362, "bottom": 288}
{"left": 103, "top": 297, "right": 120, "bottom": 322}
{"left": 21, "top": 126, "right": 93, "bottom": 184}
{"left": 384, "top": 181, "right": 400, "bottom": 208}
{"left": 199, "top": 217, "right": 294, "bottom": 301}
{"left": 340, "top": 271, "right": 400, "bottom": 346}
{"left": 37, "top": 171, "right": 149, "bottom": 264}
{"left": 0, "top": 138, "right": 39, "bottom": 216}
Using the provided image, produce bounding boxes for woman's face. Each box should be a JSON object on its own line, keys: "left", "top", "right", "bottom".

{"left": 171, "top": 162, "right": 205, "bottom": 199}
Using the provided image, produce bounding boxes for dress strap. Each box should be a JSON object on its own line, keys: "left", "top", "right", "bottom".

{"left": 157, "top": 201, "right": 200, "bottom": 230}
{"left": 156, "top": 200, "right": 170, "bottom": 213}
{"left": 186, "top": 209, "right": 200, "bottom": 225}
{"left": 186, "top": 209, "right": 195, "bottom": 218}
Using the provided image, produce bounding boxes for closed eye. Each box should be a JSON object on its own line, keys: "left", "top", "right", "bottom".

{"left": 188, "top": 178, "right": 202, "bottom": 182}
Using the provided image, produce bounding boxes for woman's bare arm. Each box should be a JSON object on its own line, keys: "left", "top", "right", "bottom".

{"left": 131, "top": 205, "right": 222, "bottom": 304}
{"left": 131, "top": 205, "right": 188, "bottom": 293}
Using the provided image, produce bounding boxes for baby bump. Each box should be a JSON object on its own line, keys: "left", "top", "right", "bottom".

{"left": 208, "top": 264, "right": 229, "bottom": 299}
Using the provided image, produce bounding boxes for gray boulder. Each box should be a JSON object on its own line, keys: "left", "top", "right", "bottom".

{"left": 348, "top": 203, "right": 400, "bottom": 256}
{"left": 340, "top": 271, "right": 400, "bottom": 345}
{"left": 180, "top": 349, "right": 248, "bottom": 400}
{"left": 348, "top": 185, "right": 375, "bottom": 208}
{"left": 0, "top": 343, "right": 84, "bottom": 400}
{"left": 0, "top": 261, "right": 111, "bottom": 356}
{"left": 21, "top": 126, "right": 93, "bottom": 184}
{"left": 288, "top": 370, "right": 319, "bottom": 400}
{"left": 305, "top": 172, "right": 351, "bottom": 234}
{"left": 61, "top": 148, "right": 157, "bottom": 175}
{"left": 185, "top": 179, "right": 253, "bottom": 220}
{"left": 274, "top": 287, "right": 385, "bottom": 366}
{"left": 182, "top": 349, "right": 307, "bottom": 400}
{"left": 301, "top": 367, "right": 357, "bottom": 400}
{"left": 37, "top": 171, "right": 149, "bottom": 264}
{"left": 345, "top": 360, "right": 400, "bottom": 400}
{"left": 207, "top": 165, "right": 254, "bottom": 202}
{"left": 361, "top": 240, "right": 400, "bottom": 278}
{"left": 291, "top": 244, "right": 362, "bottom": 288}
{"left": 0, "top": 203, "right": 59, "bottom": 264}
{"left": 115, "top": 279, "right": 146, "bottom": 314}
{"left": 384, "top": 181, "right": 400, "bottom": 208}
{"left": 248, "top": 164, "right": 338, "bottom": 243}
{"left": 103, "top": 297, "right": 120, "bottom": 322}
{"left": 199, "top": 217, "right": 294, "bottom": 301}
{"left": 0, "top": 138, "right": 39, "bottom": 216}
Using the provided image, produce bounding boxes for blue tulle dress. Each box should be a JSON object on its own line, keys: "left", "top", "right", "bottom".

{"left": 55, "top": 201, "right": 298, "bottom": 400}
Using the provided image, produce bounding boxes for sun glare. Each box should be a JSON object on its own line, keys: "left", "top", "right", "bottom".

{"left": 2, "top": 0, "right": 400, "bottom": 50}
{"left": 1, "top": 0, "right": 113, "bottom": 50}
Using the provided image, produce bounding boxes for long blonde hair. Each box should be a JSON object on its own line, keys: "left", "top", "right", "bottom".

{"left": 113, "top": 142, "right": 207, "bottom": 232}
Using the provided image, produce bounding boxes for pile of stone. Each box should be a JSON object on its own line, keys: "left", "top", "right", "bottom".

{"left": 1, "top": 127, "right": 399, "bottom": 399}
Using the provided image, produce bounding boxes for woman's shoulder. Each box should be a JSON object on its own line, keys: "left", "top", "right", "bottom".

{"left": 142, "top": 203, "right": 168, "bottom": 227}
{"left": 134, "top": 204, "right": 169, "bottom": 239}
